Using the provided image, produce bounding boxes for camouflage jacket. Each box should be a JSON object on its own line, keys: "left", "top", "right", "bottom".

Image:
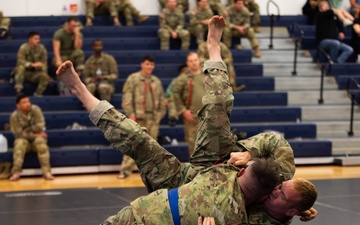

{"left": 197, "top": 42, "right": 233, "bottom": 66}
{"left": 189, "top": 6, "right": 214, "bottom": 27}
{"left": 16, "top": 43, "right": 48, "bottom": 71}
{"left": 159, "top": 7, "right": 185, "bottom": 33}
{"left": 130, "top": 164, "right": 246, "bottom": 225}
{"left": 248, "top": 203, "right": 292, "bottom": 225}
{"left": 10, "top": 105, "right": 46, "bottom": 141}
{"left": 226, "top": 5, "right": 251, "bottom": 28}
{"left": 159, "top": 0, "right": 189, "bottom": 11}
{"left": 82, "top": 53, "right": 118, "bottom": 85}
{"left": 121, "top": 72, "right": 166, "bottom": 120}
{"left": 172, "top": 70, "right": 205, "bottom": 116}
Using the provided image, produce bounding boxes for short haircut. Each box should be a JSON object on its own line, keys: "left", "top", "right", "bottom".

{"left": 67, "top": 17, "right": 78, "bottom": 23}
{"left": 16, "top": 93, "right": 28, "bottom": 104}
{"left": 249, "top": 158, "right": 281, "bottom": 194}
{"left": 92, "top": 39, "right": 102, "bottom": 45}
{"left": 186, "top": 52, "right": 198, "bottom": 60}
{"left": 27, "top": 31, "right": 40, "bottom": 39}
{"left": 141, "top": 55, "right": 155, "bottom": 63}
{"left": 293, "top": 178, "right": 318, "bottom": 212}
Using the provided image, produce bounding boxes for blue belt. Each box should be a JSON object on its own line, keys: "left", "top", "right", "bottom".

{"left": 168, "top": 188, "right": 180, "bottom": 225}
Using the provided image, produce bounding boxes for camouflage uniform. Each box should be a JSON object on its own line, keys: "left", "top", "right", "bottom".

{"left": 14, "top": 43, "right": 50, "bottom": 96}
{"left": 85, "top": 0, "right": 114, "bottom": 20}
{"left": 228, "top": 0, "right": 261, "bottom": 31}
{"left": 189, "top": 6, "right": 214, "bottom": 45}
{"left": 9, "top": 105, "right": 51, "bottom": 175}
{"left": 0, "top": 11, "right": 11, "bottom": 36}
{"left": 120, "top": 71, "right": 166, "bottom": 176}
{"left": 172, "top": 70, "right": 205, "bottom": 156}
{"left": 82, "top": 53, "right": 118, "bottom": 101}
{"left": 158, "top": 7, "right": 190, "bottom": 50}
{"left": 158, "top": 0, "right": 189, "bottom": 12}
{"left": 52, "top": 28, "right": 85, "bottom": 69}
{"left": 197, "top": 41, "right": 236, "bottom": 87}
{"left": 164, "top": 78, "right": 180, "bottom": 121}
{"left": 208, "top": 0, "right": 225, "bottom": 16}
{"left": 110, "top": 0, "right": 148, "bottom": 26}
{"left": 223, "top": 5, "right": 260, "bottom": 56}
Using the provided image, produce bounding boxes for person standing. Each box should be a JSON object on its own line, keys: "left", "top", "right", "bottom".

{"left": 14, "top": 32, "right": 50, "bottom": 96}
{"left": 82, "top": 39, "right": 118, "bottom": 101}
{"left": 118, "top": 55, "right": 165, "bottom": 178}
{"left": 158, "top": 0, "right": 190, "bottom": 50}
{"left": 9, "top": 94, "right": 53, "bottom": 181}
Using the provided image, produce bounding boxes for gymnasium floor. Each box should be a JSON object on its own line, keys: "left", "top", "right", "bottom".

{"left": 0, "top": 166, "right": 359, "bottom": 225}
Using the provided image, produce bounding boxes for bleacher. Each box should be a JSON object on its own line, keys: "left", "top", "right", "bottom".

{"left": 0, "top": 15, "right": 333, "bottom": 175}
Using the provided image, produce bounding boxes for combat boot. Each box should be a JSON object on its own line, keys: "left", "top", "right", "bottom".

{"left": 254, "top": 26, "right": 260, "bottom": 33}
{"left": 137, "top": 15, "right": 149, "bottom": 23}
{"left": 235, "top": 44, "right": 243, "bottom": 50}
{"left": 0, "top": 162, "right": 12, "bottom": 179}
{"left": 253, "top": 46, "right": 261, "bottom": 58}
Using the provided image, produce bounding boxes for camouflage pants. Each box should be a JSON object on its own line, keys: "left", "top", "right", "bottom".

{"left": 110, "top": 0, "right": 140, "bottom": 25}
{"left": 11, "top": 137, "right": 51, "bottom": 174}
{"left": 87, "top": 82, "right": 114, "bottom": 102}
{"left": 209, "top": 1, "right": 225, "bottom": 16}
{"left": 120, "top": 113, "right": 160, "bottom": 176}
{"left": 86, "top": 1, "right": 112, "bottom": 19}
{"left": 183, "top": 118, "right": 198, "bottom": 156}
{"left": 189, "top": 24, "right": 208, "bottom": 45}
{"left": 245, "top": 2, "right": 261, "bottom": 26}
{"left": 53, "top": 49, "right": 85, "bottom": 70}
{"left": 158, "top": 28, "right": 190, "bottom": 50}
{"left": 0, "top": 17, "right": 11, "bottom": 30}
{"left": 223, "top": 27, "right": 259, "bottom": 49}
{"left": 14, "top": 65, "right": 50, "bottom": 95}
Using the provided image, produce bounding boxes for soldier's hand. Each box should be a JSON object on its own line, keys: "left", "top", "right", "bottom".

{"left": 56, "top": 59, "right": 63, "bottom": 68}
{"left": 31, "top": 62, "right": 43, "bottom": 68}
{"left": 129, "top": 114, "right": 137, "bottom": 122}
{"left": 182, "top": 110, "right": 195, "bottom": 122}
{"left": 168, "top": 117, "right": 177, "bottom": 127}
{"left": 227, "top": 151, "right": 251, "bottom": 166}
{"left": 298, "top": 207, "right": 317, "bottom": 221}
{"left": 171, "top": 31, "right": 178, "bottom": 39}
{"left": 198, "top": 217, "right": 216, "bottom": 225}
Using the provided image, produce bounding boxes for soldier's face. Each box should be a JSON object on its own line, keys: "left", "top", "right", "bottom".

{"left": 16, "top": 97, "right": 31, "bottom": 113}
{"left": 186, "top": 53, "right": 200, "bottom": 71}
{"left": 67, "top": 21, "right": 79, "bottom": 33}
{"left": 92, "top": 41, "right": 103, "bottom": 54}
{"left": 141, "top": 60, "right": 155, "bottom": 76}
{"left": 168, "top": 0, "right": 177, "bottom": 9}
{"left": 234, "top": 0, "right": 244, "bottom": 10}
{"left": 198, "top": 0, "right": 208, "bottom": 8}
{"left": 263, "top": 180, "right": 301, "bottom": 215}
{"left": 29, "top": 35, "right": 40, "bottom": 47}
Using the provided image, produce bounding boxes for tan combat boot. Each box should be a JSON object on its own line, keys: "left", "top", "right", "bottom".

{"left": 137, "top": 15, "right": 149, "bottom": 23}
{"left": 253, "top": 46, "right": 261, "bottom": 58}
{"left": 254, "top": 26, "right": 260, "bottom": 33}
{"left": 0, "top": 162, "right": 12, "bottom": 179}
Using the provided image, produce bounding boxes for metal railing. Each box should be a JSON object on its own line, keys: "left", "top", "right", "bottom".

{"left": 290, "top": 23, "right": 304, "bottom": 76}
{"left": 317, "top": 48, "right": 332, "bottom": 104}
{"left": 266, "top": 0, "right": 280, "bottom": 49}
{"left": 346, "top": 78, "right": 360, "bottom": 136}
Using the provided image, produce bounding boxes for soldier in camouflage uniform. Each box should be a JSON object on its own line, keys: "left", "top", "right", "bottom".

{"left": 208, "top": 0, "right": 225, "bottom": 16}
{"left": 14, "top": 32, "right": 50, "bottom": 96}
{"left": 158, "top": 0, "right": 190, "bottom": 50}
{"left": 223, "top": 0, "right": 261, "bottom": 57}
{"left": 189, "top": 0, "right": 214, "bottom": 45}
{"left": 118, "top": 55, "right": 165, "bottom": 178}
{"left": 228, "top": 0, "right": 261, "bottom": 32}
{"left": 82, "top": 39, "right": 118, "bottom": 102}
{"left": 56, "top": 16, "right": 317, "bottom": 224}
{"left": 109, "top": 0, "right": 149, "bottom": 26}
{"left": 159, "top": 0, "right": 189, "bottom": 12}
{"left": 197, "top": 41, "right": 245, "bottom": 92}
{"left": 85, "top": 0, "right": 116, "bottom": 26}
{"left": 0, "top": 10, "right": 11, "bottom": 37}
{"left": 8, "top": 94, "right": 53, "bottom": 181}
{"left": 172, "top": 52, "right": 205, "bottom": 156}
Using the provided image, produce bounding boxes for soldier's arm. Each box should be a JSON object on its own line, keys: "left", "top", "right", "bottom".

{"left": 41, "top": 45, "right": 48, "bottom": 71}
{"left": 175, "top": 11, "right": 185, "bottom": 33}
{"left": 16, "top": 45, "right": 33, "bottom": 68}
{"left": 242, "top": 8, "right": 251, "bottom": 28}
{"left": 30, "top": 106, "right": 46, "bottom": 133}
{"left": 172, "top": 75, "right": 187, "bottom": 116}
{"left": 53, "top": 30, "right": 62, "bottom": 63}
{"left": 159, "top": 11, "right": 173, "bottom": 32}
{"left": 189, "top": 10, "right": 201, "bottom": 27}
{"left": 104, "top": 55, "right": 118, "bottom": 81}
{"left": 82, "top": 59, "right": 92, "bottom": 84}
{"left": 121, "top": 76, "right": 135, "bottom": 117}
{"left": 10, "top": 114, "right": 26, "bottom": 139}
{"left": 73, "top": 30, "right": 83, "bottom": 50}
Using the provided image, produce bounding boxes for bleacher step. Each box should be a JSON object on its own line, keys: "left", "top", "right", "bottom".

{"left": 252, "top": 50, "right": 313, "bottom": 63}
{"left": 274, "top": 77, "right": 338, "bottom": 91}
{"left": 263, "top": 63, "right": 320, "bottom": 76}
{"left": 316, "top": 121, "right": 360, "bottom": 137}
{"left": 334, "top": 157, "right": 360, "bottom": 166}
{"left": 301, "top": 105, "right": 360, "bottom": 121}
{"left": 288, "top": 90, "right": 349, "bottom": 105}
{"left": 241, "top": 38, "right": 295, "bottom": 50}
{"left": 329, "top": 137, "right": 360, "bottom": 155}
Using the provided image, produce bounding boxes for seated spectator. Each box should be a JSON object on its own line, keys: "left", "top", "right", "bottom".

{"left": 189, "top": 0, "right": 214, "bottom": 45}
{"left": 208, "top": 0, "right": 226, "bottom": 16}
{"left": 0, "top": 10, "right": 11, "bottom": 38}
{"left": 350, "top": 0, "right": 360, "bottom": 15}
{"left": 158, "top": 0, "right": 189, "bottom": 12}
{"left": 316, "top": 0, "right": 353, "bottom": 63}
{"left": 110, "top": 0, "right": 149, "bottom": 26}
{"left": 14, "top": 32, "right": 50, "bottom": 96}
{"left": 158, "top": 0, "right": 190, "bottom": 50}
{"left": 228, "top": 0, "right": 261, "bottom": 32}
{"left": 302, "top": 0, "right": 320, "bottom": 25}
{"left": 352, "top": 8, "right": 360, "bottom": 59}
{"left": 82, "top": 39, "right": 118, "bottom": 101}
{"left": 85, "top": 0, "right": 116, "bottom": 26}
{"left": 9, "top": 94, "right": 54, "bottom": 181}
{"left": 328, "top": 0, "right": 354, "bottom": 26}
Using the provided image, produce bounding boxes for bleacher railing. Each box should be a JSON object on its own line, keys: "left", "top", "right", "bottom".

{"left": 266, "top": 0, "right": 280, "bottom": 49}
{"left": 317, "top": 47, "right": 332, "bottom": 104}
{"left": 290, "top": 23, "right": 304, "bottom": 76}
{"left": 346, "top": 78, "right": 360, "bottom": 136}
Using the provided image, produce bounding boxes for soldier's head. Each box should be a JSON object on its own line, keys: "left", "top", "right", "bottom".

{"left": 92, "top": 39, "right": 103, "bottom": 55}
{"left": 263, "top": 178, "right": 317, "bottom": 218}
{"left": 66, "top": 17, "right": 80, "bottom": 33}
{"left": 167, "top": 0, "right": 177, "bottom": 10}
{"left": 318, "top": 0, "right": 329, "bottom": 12}
{"left": 234, "top": 0, "right": 244, "bottom": 10}
{"left": 140, "top": 55, "right": 155, "bottom": 76}
{"left": 27, "top": 31, "right": 40, "bottom": 47}
{"left": 16, "top": 93, "right": 31, "bottom": 113}
{"left": 237, "top": 158, "right": 281, "bottom": 205}
{"left": 197, "top": 0, "right": 208, "bottom": 9}
{"left": 186, "top": 52, "right": 201, "bottom": 72}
